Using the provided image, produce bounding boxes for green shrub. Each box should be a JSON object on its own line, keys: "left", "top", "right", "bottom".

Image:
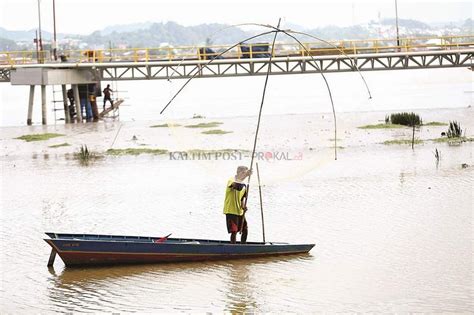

{"left": 390, "top": 112, "right": 422, "bottom": 126}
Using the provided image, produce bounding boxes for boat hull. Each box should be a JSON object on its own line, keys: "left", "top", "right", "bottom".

{"left": 44, "top": 233, "right": 315, "bottom": 267}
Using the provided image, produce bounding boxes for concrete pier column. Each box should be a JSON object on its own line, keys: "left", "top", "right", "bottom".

{"left": 41, "top": 85, "right": 47, "bottom": 125}
{"left": 27, "top": 85, "right": 35, "bottom": 125}
{"left": 61, "top": 85, "right": 71, "bottom": 123}
{"left": 72, "top": 84, "right": 83, "bottom": 123}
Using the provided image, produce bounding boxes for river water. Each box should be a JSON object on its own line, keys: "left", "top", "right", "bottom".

{"left": 0, "top": 68, "right": 473, "bottom": 312}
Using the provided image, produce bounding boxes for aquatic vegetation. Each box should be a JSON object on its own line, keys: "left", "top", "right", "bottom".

{"left": 106, "top": 148, "right": 168, "bottom": 156}
{"left": 78, "top": 145, "right": 90, "bottom": 161}
{"left": 432, "top": 136, "right": 473, "bottom": 143}
{"left": 74, "top": 145, "right": 102, "bottom": 165}
{"left": 446, "top": 121, "right": 462, "bottom": 138}
{"left": 358, "top": 123, "right": 404, "bottom": 129}
{"left": 380, "top": 112, "right": 423, "bottom": 149}
{"left": 383, "top": 139, "right": 423, "bottom": 145}
{"left": 390, "top": 112, "right": 422, "bottom": 126}
{"left": 201, "top": 129, "right": 232, "bottom": 135}
{"left": 434, "top": 148, "right": 441, "bottom": 163}
{"left": 48, "top": 143, "right": 71, "bottom": 148}
{"left": 16, "top": 133, "right": 64, "bottom": 142}
{"left": 150, "top": 123, "right": 181, "bottom": 128}
{"left": 185, "top": 122, "right": 223, "bottom": 128}
{"left": 423, "top": 121, "right": 447, "bottom": 126}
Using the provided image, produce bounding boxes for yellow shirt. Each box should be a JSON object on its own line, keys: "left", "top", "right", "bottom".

{"left": 223, "top": 178, "right": 247, "bottom": 216}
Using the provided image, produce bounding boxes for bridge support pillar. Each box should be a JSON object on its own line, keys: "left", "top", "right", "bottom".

{"left": 72, "top": 84, "right": 83, "bottom": 123}
{"left": 61, "top": 85, "right": 71, "bottom": 124}
{"left": 41, "top": 85, "right": 47, "bottom": 125}
{"left": 27, "top": 85, "right": 35, "bottom": 125}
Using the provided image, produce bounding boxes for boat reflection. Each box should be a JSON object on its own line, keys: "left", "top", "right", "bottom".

{"left": 47, "top": 253, "right": 313, "bottom": 312}
{"left": 49, "top": 253, "right": 313, "bottom": 285}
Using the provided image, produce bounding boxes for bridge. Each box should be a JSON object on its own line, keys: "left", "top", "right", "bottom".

{"left": 1, "top": 35, "right": 472, "bottom": 125}
{"left": 1, "top": 35, "right": 473, "bottom": 83}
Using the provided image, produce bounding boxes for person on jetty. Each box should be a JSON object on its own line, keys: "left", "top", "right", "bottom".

{"left": 223, "top": 166, "right": 252, "bottom": 244}
{"left": 66, "top": 88, "right": 76, "bottom": 120}
{"left": 67, "top": 88, "right": 74, "bottom": 106}
{"left": 103, "top": 84, "right": 114, "bottom": 110}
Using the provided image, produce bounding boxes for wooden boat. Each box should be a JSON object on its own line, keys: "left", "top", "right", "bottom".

{"left": 44, "top": 232, "right": 315, "bottom": 267}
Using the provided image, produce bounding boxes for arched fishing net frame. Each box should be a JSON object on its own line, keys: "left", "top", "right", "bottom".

{"left": 160, "top": 22, "right": 373, "bottom": 162}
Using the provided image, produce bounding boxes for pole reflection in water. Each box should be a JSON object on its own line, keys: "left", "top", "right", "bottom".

{"left": 223, "top": 261, "right": 259, "bottom": 313}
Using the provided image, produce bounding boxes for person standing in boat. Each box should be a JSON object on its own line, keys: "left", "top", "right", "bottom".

{"left": 223, "top": 166, "right": 252, "bottom": 244}
{"left": 103, "top": 84, "right": 114, "bottom": 110}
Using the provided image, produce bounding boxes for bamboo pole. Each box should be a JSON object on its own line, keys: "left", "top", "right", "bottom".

{"left": 241, "top": 19, "right": 281, "bottom": 232}
{"left": 47, "top": 249, "right": 56, "bottom": 266}
{"left": 256, "top": 162, "right": 266, "bottom": 243}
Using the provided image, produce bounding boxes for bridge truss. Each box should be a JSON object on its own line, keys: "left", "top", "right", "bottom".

{"left": 0, "top": 49, "right": 472, "bottom": 83}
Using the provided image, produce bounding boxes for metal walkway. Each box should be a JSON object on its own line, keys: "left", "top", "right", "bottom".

{"left": 0, "top": 35, "right": 472, "bottom": 83}
{"left": 1, "top": 49, "right": 472, "bottom": 83}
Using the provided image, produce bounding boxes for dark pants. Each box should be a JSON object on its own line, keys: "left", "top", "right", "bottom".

{"left": 226, "top": 214, "right": 248, "bottom": 244}
{"left": 104, "top": 96, "right": 113, "bottom": 108}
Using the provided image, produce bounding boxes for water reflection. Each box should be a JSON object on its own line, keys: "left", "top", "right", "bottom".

{"left": 222, "top": 254, "right": 314, "bottom": 313}
{"left": 223, "top": 261, "right": 258, "bottom": 313}
{"left": 46, "top": 254, "right": 313, "bottom": 312}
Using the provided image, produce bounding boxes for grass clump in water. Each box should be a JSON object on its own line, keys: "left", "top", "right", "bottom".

{"left": 201, "top": 129, "right": 232, "bottom": 135}
{"left": 390, "top": 112, "right": 422, "bottom": 126}
{"left": 106, "top": 148, "right": 168, "bottom": 156}
{"left": 49, "top": 142, "right": 71, "bottom": 148}
{"left": 16, "top": 133, "right": 64, "bottom": 142}
{"left": 185, "top": 122, "right": 223, "bottom": 128}
{"left": 446, "top": 121, "right": 462, "bottom": 138}
{"left": 361, "top": 112, "right": 423, "bottom": 130}
{"left": 383, "top": 139, "right": 423, "bottom": 145}
{"left": 358, "top": 123, "right": 404, "bottom": 129}
{"left": 74, "top": 145, "right": 102, "bottom": 165}
{"left": 150, "top": 123, "right": 181, "bottom": 128}
{"left": 423, "top": 121, "right": 447, "bottom": 126}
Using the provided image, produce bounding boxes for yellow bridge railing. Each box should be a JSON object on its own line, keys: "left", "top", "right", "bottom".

{"left": 1, "top": 35, "right": 472, "bottom": 66}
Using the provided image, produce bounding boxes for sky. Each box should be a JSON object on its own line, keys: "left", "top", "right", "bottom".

{"left": 0, "top": 0, "right": 472, "bottom": 35}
